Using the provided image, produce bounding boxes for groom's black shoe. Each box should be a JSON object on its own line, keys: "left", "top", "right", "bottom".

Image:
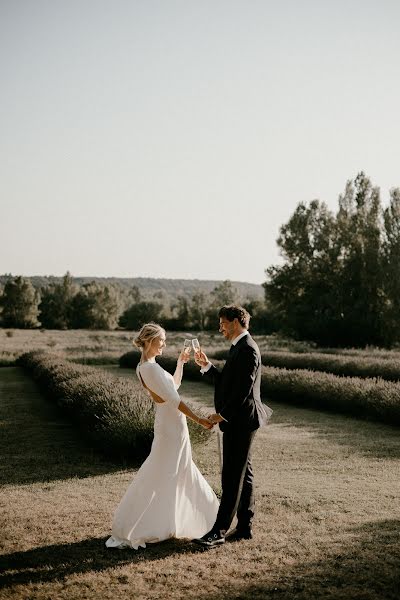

{"left": 226, "top": 528, "right": 253, "bottom": 541}
{"left": 193, "top": 529, "right": 225, "bottom": 548}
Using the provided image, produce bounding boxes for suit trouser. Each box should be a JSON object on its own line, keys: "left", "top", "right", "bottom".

{"left": 213, "top": 427, "right": 256, "bottom": 534}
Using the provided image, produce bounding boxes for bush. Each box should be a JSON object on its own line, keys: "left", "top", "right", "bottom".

{"left": 261, "top": 366, "right": 400, "bottom": 425}
{"left": 18, "top": 351, "right": 155, "bottom": 461}
{"left": 119, "top": 351, "right": 400, "bottom": 427}
{"left": 210, "top": 349, "right": 400, "bottom": 382}
{"left": 18, "top": 351, "right": 211, "bottom": 460}
{"left": 0, "top": 351, "right": 17, "bottom": 367}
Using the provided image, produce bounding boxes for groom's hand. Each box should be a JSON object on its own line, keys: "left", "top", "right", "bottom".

{"left": 194, "top": 350, "right": 209, "bottom": 368}
{"left": 208, "top": 413, "right": 224, "bottom": 424}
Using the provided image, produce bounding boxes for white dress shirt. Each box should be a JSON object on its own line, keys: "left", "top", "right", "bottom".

{"left": 201, "top": 330, "right": 249, "bottom": 373}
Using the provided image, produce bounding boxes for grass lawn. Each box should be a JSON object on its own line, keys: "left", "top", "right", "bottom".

{"left": 0, "top": 366, "right": 399, "bottom": 600}
{"left": 0, "top": 329, "right": 228, "bottom": 366}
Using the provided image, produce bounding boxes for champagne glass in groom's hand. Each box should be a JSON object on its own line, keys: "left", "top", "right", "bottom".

{"left": 191, "top": 338, "right": 201, "bottom": 356}
{"left": 194, "top": 346, "right": 209, "bottom": 368}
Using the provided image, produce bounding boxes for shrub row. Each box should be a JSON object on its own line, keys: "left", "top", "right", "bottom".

{"left": 18, "top": 352, "right": 212, "bottom": 462}
{"left": 261, "top": 366, "right": 400, "bottom": 425}
{"left": 119, "top": 351, "right": 400, "bottom": 426}
{"left": 0, "top": 352, "right": 17, "bottom": 367}
{"left": 17, "top": 351, "right": 156, "bottom": 460}
{"left": 210, "top": 349, "right": 400, "bottom": 382}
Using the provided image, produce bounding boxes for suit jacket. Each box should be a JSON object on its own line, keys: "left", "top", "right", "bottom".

{"left": 203, "top": 334, "right": 272, "bottom": 432}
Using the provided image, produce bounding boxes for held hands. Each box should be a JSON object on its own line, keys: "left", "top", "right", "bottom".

{"left": 198, "top": 416, "right": 214, "bottom": 430}
{"left": 208, "top": 413, "right": 224, "bottom": 424}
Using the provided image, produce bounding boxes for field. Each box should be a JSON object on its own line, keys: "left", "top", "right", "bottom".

{"left": 4, "top": 328, "right": 400, "bottom": 368}
{"left": 1, "top": 330, "right": 400, "bottom": 599}
{"left": 0, "top": 329, "right": 227, "bottom": 366}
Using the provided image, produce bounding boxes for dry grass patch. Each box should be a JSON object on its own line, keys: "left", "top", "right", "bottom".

{"left": 1, "top": 368, "right": 399, "bottom": 600}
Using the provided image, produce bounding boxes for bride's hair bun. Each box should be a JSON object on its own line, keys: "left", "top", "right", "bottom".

{"left": 133, "top": 323, "right": 165, "bottom": 351}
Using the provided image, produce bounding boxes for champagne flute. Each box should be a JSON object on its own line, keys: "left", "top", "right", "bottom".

{"left": 183, "top": 339, "right": 192, "bottom": 357}
{"left": 192, "top": 338, "right": 201, "bottom": 356}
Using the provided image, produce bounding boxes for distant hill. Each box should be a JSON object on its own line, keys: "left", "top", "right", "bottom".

{"left": 0, "top": 275, "right": 264, "bottom": 302}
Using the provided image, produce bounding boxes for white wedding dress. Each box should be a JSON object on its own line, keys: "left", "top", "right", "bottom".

{"left": 106, "top": 360, "right": 219, "bottom": 550}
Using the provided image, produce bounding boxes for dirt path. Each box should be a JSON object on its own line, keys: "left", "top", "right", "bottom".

{"left": 1, "top": 366, "right": 399, "bottom": 600}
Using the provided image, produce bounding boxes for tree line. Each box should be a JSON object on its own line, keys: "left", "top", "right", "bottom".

{"left": 264, "top": 172, "right": 400, "bottom": 347}
{"left": 0, "top": 273, "right": 273, "bottom": 333}
{"left": 2, "top": 172, "right": 400, "bottom": 347}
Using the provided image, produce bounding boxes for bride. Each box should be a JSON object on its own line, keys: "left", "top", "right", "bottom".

{"left": 106, "top": 323, "right": 219, "bottom": 550}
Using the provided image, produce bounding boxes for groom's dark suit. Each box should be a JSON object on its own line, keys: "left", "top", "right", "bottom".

{"left": 203, "top": 332, "right": 270, "bottom": 535}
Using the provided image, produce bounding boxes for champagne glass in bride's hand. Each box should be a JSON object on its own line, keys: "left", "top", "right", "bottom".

{"left": 180, "top": 339, "right": 192, "bottom": 363}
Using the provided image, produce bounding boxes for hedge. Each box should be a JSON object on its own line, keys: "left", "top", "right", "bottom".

{"left": 119, "top": 351, "right": 400, "bottom": 426}
{"left": 17, "top": 351, "right": 210, "bottom": 461}
{"left": 210, "top": 349, "right": 400, "bottom": 383}
{"left": 261, "top": 366, "right": 400, "bottom": 425}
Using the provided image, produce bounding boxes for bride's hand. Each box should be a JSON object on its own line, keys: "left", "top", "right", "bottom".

{"left": 198, "top": 417, "right": 214, "bottom": 430}
{"left": 178, "top": 350, "right": 190, "bottom": 364}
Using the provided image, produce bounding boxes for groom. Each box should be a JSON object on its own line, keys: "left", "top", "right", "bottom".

{"left": 193, "top": 305, "right": 272, "bottom": 548}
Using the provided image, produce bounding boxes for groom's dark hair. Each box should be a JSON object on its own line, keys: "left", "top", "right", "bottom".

{"left": 218, "top": 305, "right": 251, "bottom": 329}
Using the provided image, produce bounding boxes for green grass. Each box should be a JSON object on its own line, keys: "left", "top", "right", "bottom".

{"left": 1, "top": 367, "right": 399, "bottom": 599}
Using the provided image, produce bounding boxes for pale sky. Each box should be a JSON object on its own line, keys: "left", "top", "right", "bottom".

{"left": 1, "top": 0, "right": 399, "bottom": 284}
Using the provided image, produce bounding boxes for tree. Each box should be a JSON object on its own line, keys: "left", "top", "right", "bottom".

{"left": 264, "top": 199, "right": 339, "bottom": 344}
{"left": 129, "top": 285, "right": 142, "bottom": 303}
{"left": 119, "top": 301, "right": 163, "bottom": 330}
{"left": 206, "top": 280, "right": 239, "bottom": 329}
{"left": 335, "top": 172, "right": 384, "bottom": 345}
{"left": 0, "top": 276, "right": 40, "bottom": 328}
{"left": 265, "top": 172, "right": 388, "bottom": 346}
{"left": 243, "top": 297, "right": 277, "bottom": 334}
{"left": 210, "top": 280, "right": 238, "bottom": 306}
{"left": 382, "top": 187, "right": 400, "bottom": 345}
{"left": 190, "top": 291, "right": 209, "bottom": 330}
{"left": 168, "top": 295, "right": 191, "bottom": 330}
{"left": 69, "top": 282, "right": 122, "bottom": 329}
{"left": 39, "top": 272, "right": 77, "bottom": 329}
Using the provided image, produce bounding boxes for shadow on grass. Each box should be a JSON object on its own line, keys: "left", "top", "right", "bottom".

{"left": 0, "top": 536, "right": 203, "bottom": 589}
{"left": 196, "top": 519, "right": 400, "bottom": 600}
{"left": 0, "top": 368, "right": 144, "bottom": 486}
{"left": 1, "top": 521, "right": 399, "bottom": 597}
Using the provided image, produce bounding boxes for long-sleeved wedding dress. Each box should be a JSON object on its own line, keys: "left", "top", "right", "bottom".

{"left": 105, "top": 360, "right": 219, "bottom": 550}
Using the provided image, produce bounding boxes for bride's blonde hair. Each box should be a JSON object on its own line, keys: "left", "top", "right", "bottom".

{"left": 133, "top": 323, "right": 165, "bottom": 361}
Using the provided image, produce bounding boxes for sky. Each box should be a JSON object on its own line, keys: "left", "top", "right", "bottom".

{"left": 1, "top": 0, "right": 399, "bottom": 285}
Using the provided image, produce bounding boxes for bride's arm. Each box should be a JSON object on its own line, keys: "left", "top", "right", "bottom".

{"left": 173, "top": 350, "right": 188, "bottom": 388}
{"left": 140, "top": 364, "right": 212, "bottom": 428}
{"left": 177, "top": 400, "right": 213, "bottom": 429}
